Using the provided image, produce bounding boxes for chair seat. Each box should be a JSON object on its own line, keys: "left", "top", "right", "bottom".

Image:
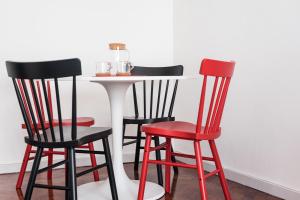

{"left": 25, "top": 126, "right": 111, "bottom": 148}
{"left": 54, "top": 117, "right": 95, "bottom": 126}
{"left": 123, "top": 116, "right": 175, "bottom": 124}
{"left": 21, "top": 117, "right": 95, "bottom": 129}
{"left": 141, "top": 121, "right": 221, "bottom": 140}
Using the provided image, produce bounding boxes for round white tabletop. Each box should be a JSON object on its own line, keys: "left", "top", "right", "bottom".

{"left": 77, "top": 75, "right": 190, "bottom": 200}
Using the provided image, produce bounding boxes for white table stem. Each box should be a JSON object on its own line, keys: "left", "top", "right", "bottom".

{"left": 78, "top": 80, "right": 165, "bottom": 200}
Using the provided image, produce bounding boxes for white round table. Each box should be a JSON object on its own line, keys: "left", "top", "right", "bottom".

{"left": 77, "top": 76, "right": 188, "bottom": 200}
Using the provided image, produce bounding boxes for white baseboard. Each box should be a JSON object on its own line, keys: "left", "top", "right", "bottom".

{"left": 177, "top": 157, "right": 300, "bottom": 200}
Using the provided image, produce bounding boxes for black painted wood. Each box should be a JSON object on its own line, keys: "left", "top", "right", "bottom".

{"left": 6, "top": 58, "right": 118, "bottom": 200}
{"left": 6, "top": 58, "right": 81, "bottom": 79}
{"left": 123, "top": 65, "right": 184, "bottom": 185}
{"left": 24, "top": 147, "right": 43, "bottom": 200}
{"left": 129, "top": 65, "right": 183, "bottom": 120}
{"left": 103, "top": 138, "right": 118, "bottom": 200}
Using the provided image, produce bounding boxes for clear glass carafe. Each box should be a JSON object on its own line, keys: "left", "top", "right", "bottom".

{"left": 108, "top": 43, "right": 131, "bottom": 75}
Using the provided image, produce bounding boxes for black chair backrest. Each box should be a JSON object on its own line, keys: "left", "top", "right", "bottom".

{"left": 131, "top": 65, "right": 184, "bottom": 119}
{"left": 6, "top": 58, "right": 81, "bottom": 142}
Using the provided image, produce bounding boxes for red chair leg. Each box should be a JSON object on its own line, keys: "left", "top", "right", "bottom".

{"left": 194, "top": 141, "right": 208, "bottom": 200}
{"left": 165, "top": 138, "right": 172, "bottom": 193}
{"left": 88, "top": 142, "right": 100, "bottom": 181}
{"left": 138, "top": 135, "right": 152, "bottom": 200}
{"left": 47, "top": 148, "right": 53, "bottom": 180}
{"left": 16, "top": 144, "right": 32, "bottom": 189}
{"left": 209, "top": 140, "right": 231, "bottom": 200}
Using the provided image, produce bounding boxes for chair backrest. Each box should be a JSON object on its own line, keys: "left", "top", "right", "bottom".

{"left": 18, "top": 80, "right": 54, "bottom": 128}
{"left": 6, "top": 58, "right": 81, "bottom": 142}
{"left": 196, "top": 58, "right": 235, "bottom": 136}
{"left": 131, "top": 65, "right": 184, "bottom": 119}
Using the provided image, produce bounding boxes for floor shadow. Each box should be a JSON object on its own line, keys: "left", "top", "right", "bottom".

{"left": 15, "top": 179, "right": 57, "bottom": 200}
{"left": 164, "top": 172, "right": 179, "bottom": 200}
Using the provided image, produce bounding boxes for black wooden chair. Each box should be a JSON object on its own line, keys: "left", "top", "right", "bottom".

{"left": 122, "top": 65, "right": 183, "bottom": 185}
{"left": 6, "top": 58, "right": 118, "bottom": 200}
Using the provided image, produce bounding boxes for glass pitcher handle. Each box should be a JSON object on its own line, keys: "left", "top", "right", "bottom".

{"left": 128, "top": 62, "right": 134, "bottom": 71}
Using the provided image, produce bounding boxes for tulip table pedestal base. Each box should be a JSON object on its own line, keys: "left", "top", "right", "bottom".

{"left": 78, "top": 179, "right": 164, "bottom": 200}
{"left": 77, "top": 78, "right": 168, "bottom": 200}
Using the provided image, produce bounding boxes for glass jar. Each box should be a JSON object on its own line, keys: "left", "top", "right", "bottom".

{"left": 108, "top": 43, "right": 131, "bottom": 75}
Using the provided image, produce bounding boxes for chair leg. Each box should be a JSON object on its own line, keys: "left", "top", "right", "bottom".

{"left": 102, "top": 137, "right": 118, "bottom": 200}
{"left": 165, "top": 138, "right": 172, "bottom": 193}
{"left": 154, "top": 136, "right": 163, "bottom": 186}
{"left": 209, "top": 140, "right": 231, "bottom": 200}
{"left": 65, "top": 149, "right": 69, "bottom": 200}
{"left": 47, "top": 179, "right": 54, "bottom": 198}
{"left": 88, "top": 142, "right": 100, "bottom": 181}
{"left": 122, "top": 123, "right": 126, "bottom": 146}
{"left": 16, "top": 188, "right": 24, "bottom": 199}
{"left": 64, "top": 147, "right": 68, "bottom": 199}
{"left": 194, "top": 141, "right": 208, "bottom": 200}
{"left": 16, "top": 144, "right": 32, "bottom": 189}
{"left": 24, "top": 147, "right": 43, "bottom": 200}
{"left": 47, "top": 148, "right": 53, "bottom": 180}
{"left": 138, "top": 135, "right": 152, "bottom": 200}
{"left": 171, "top": 146, "right": 179, "bottom": 174}
{"left": 134, "top": 124, "right": 142, "bottom": 172}
{"left": 67, "top": 147, "right": 77, "bottom": 200}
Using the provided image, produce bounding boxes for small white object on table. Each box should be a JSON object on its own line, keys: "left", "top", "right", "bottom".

{"left": 76, "top": 75, "right": 190, "bottom": 200}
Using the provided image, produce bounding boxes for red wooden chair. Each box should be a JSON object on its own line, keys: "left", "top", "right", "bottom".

{"left": 138, "top": 58, "right": 235, "bottom": 200}
{"left": 16, "top": 80, "right": 100, "bottom": 189}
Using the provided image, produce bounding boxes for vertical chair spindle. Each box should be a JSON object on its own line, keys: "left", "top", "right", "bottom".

{"left": 41, "top": 79, "right": 56, "bottom": 142}
{"left": 21, "top": 79, "right": 41, "bottom": 141}
{"left": 54, "top": 78, "right": 64, "bottom": 142}
{"left": 161, "top": 80, "right": 169, "bottom": 117}
{"left": 29, "top": 79, "right": 48, "bottom": 142}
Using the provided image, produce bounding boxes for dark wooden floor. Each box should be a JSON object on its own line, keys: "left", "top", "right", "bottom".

{"left": 0, "top": 163, "right": 281, "bottom": 200}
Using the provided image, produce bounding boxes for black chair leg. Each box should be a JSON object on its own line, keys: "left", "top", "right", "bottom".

{"left": 103, "top": 138, "right": 118, "bottom": 200}
{"left": 134, "top": 124, "right": 142, "bottom": 172}
{"left": 24, "top": 147, "right": 43, "bottom": 200}
{"left": 122, "top": 123, "right": 126, "bottom": 146}
{"left": 65, "top": 149, "right": 70, "bottom": 200}
{"left": 154, "top": 136, "right": 164, "bottom": 186}
{"left": 67, "top": 148, "right": 77, "bottom": 200}
{"left": 171, "top": 146, "right": 179, "bottom": 174}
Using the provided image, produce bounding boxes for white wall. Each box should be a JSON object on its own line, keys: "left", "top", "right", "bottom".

{"left": 0, "top": 0, "right": 173, "bottom": 172}
{"left": 1, "top": 0, "right": 299, "bottom": 198}
{"left": 173, "top": 0, "right": 300, "bottom": 198}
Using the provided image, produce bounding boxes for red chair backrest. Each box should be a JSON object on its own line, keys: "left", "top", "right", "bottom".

{"left": 196, "top": 58, "right": 235, "bottom": 136}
